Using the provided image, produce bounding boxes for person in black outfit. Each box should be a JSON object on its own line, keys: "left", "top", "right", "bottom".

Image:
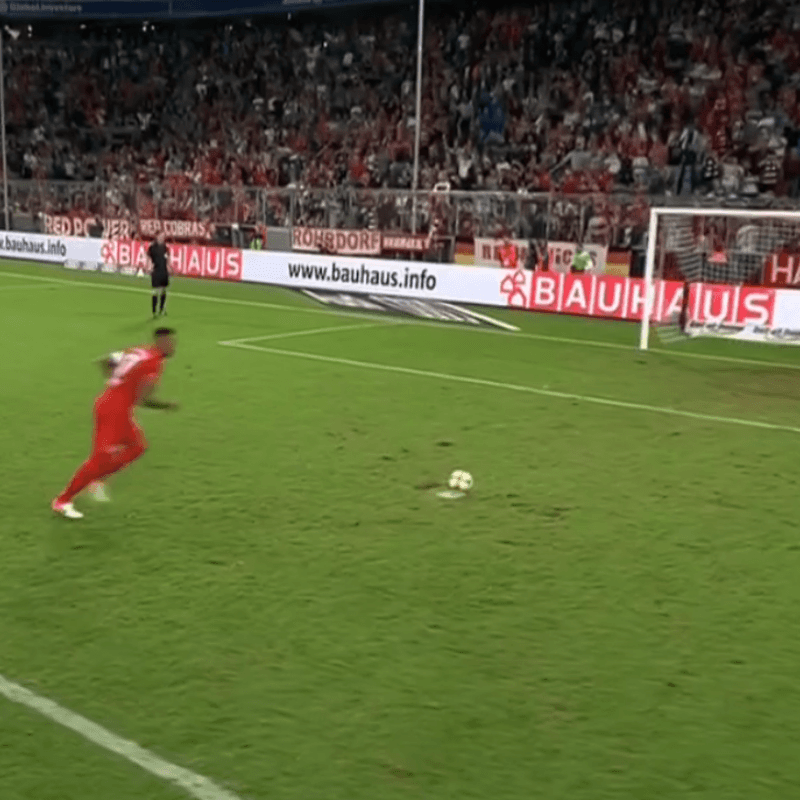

{"left": 148, "top": 231, "right": 170, "bottom": 317}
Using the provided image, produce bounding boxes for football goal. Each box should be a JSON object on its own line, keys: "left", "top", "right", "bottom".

{"left": 639, "top": 206, "right": 800, "bottom": 350}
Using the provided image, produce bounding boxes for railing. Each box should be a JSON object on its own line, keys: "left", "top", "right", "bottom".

{"left": 5, "top": 179, "right": 800, "bottom": 251}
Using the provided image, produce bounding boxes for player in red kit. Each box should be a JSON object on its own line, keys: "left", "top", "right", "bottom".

{"left": 52, "top": 328, "right": 178, "bottom": 520}
{"left": 498, "top": 237, "right": 519, "bottom": 269}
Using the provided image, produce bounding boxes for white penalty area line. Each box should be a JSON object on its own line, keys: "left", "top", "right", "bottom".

{"left": 220, "top": 340, "right": 800, "bottom": 435}
{"left": 0, "top": 673, "right": 243, "bottom": 800}
{"left": 219, "top": 321, "right": 396, "bottom": 346}
{"left": 3, "top": 266, "right": 800, "bottom": 373}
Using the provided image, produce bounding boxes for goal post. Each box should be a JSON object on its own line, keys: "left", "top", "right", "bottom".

{"left": 639, "top": 208, "right": 661, "bottom": 350}
{"left": 640, "top": 206, "right": 800, "bottom": 350}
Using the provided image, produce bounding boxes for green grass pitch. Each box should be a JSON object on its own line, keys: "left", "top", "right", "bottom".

{"left": 2, "top": 260, "right": 800, "bottom": 800}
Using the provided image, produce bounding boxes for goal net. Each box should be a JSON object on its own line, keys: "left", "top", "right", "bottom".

{"left": 640, "top": 207, "right": 800, "bottom": 350}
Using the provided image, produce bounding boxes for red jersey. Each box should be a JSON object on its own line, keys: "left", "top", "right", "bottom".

{"left": 499, "top": 243, "right": 519, "bottom": 269}
{"left": 99, "top": 346, "right": 165, "bottom": 413}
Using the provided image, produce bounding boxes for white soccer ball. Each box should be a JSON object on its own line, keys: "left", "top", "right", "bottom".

{"left": 448, "top": 470, "right": 473, "bottom": 492}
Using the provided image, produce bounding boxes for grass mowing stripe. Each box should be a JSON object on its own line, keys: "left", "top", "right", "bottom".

{"left": 3, "top": 265, "right": 800, "bottom": 372}
{"left": 0, "top": 282, "right": 61, "bottom": 291}
{"left": 0, "top": 268, "right": 400, "bottom": 323}
{"left": 222, "top": 340, "right": 800, "bottom": 435}
{"left": 0, "top": 674, "right": 244, "bottom": 800}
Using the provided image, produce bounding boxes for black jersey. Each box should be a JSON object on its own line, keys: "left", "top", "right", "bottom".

{"left": 148, "top": 241, "right": 168, "bottom": 275}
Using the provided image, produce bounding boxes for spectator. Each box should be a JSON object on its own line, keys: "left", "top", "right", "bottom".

{"left": 4, "top": 0, "right": 800, "bottom": 215}
{"left": 498, "top": 236, "right": 518, "bottom": 268}
{"left": 675, "top": 120, "right": 702, "bottom": 195}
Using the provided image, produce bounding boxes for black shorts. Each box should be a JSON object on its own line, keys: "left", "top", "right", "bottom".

{"left": 151, "top": 271, "right": 169, "bottom": 289}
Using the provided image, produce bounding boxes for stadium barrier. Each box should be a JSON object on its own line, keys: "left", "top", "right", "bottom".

{"left": 4, "top": 231, "right": 800, "bottom": 339}
{"left": 5, "top": 179, "right": 655, "bottom": 258}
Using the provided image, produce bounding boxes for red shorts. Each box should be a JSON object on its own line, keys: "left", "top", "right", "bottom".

{"left": 92, "top": 398, "right": 147, "bottom": 455}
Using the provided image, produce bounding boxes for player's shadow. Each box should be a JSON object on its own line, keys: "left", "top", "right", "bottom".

{"left": 114, "top": 317, "right": 158, "bottom": 334}
{"left": 45, "top": 516, "right": 117, "bottom": 552}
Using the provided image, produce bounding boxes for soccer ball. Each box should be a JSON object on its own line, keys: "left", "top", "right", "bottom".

{"left": 448, "top": 470, "right": 473, "bottom": 492}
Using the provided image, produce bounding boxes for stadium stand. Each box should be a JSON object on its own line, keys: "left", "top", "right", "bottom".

{"left": 4, "top": 0, "right": 800, "bottom": 246}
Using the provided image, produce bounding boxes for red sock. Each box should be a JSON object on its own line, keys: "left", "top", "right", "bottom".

{"left": 56, "top": 456, "right": 106, "bottom": 504}
{"left": 56, "top": 443, "right": 146, "bottom": 504}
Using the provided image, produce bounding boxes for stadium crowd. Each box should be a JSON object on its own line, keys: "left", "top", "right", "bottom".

{"left": 4, "top": 0, "right": 800, "bottom": 228}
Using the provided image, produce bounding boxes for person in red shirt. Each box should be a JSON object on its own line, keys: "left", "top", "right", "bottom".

{"left": 52, "top": 328, "right": 178, "bottom": 520}
{"left": 498, "top": 237, "right": 519, "bottom": 268}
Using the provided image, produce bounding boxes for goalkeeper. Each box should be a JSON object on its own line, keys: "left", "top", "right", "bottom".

{"left": 571, "top": 242, "right": 593, "bottom": 273}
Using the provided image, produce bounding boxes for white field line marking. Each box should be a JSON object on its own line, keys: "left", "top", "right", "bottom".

{"left": 437, "top": 301, "right": 520, "bottom": 331}
{"left": 218, "top": 321, "right": 394, "bottom": 346}
{"left": 0, "top": 674, "right": 243, "bottom": 800}
{"left": 220, "top": 340, "right": 800, "bottom": 434}
{"left": 2, "top": 266, "right": 800, "bottom": 372}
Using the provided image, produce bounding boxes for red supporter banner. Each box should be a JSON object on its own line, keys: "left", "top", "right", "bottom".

{"left": 381, "top": 233, "right": 429, "bottom": 253}
{"left": 139, "top": 218, "right": 214, "bottom": 240}
{"left": 499, "top": 270, "right": 776, "bottom": 326}
{"left": 294, "top": 227, "right": 382, "bottom": 256}
{"left": 44, "top": 213, "right": 132, "bottom": 239}
{"left": 101, "top": 239, "right": 242, "bottom": 282}
{"left": 43, "top": 214, "right": 214, "bottom": 241}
